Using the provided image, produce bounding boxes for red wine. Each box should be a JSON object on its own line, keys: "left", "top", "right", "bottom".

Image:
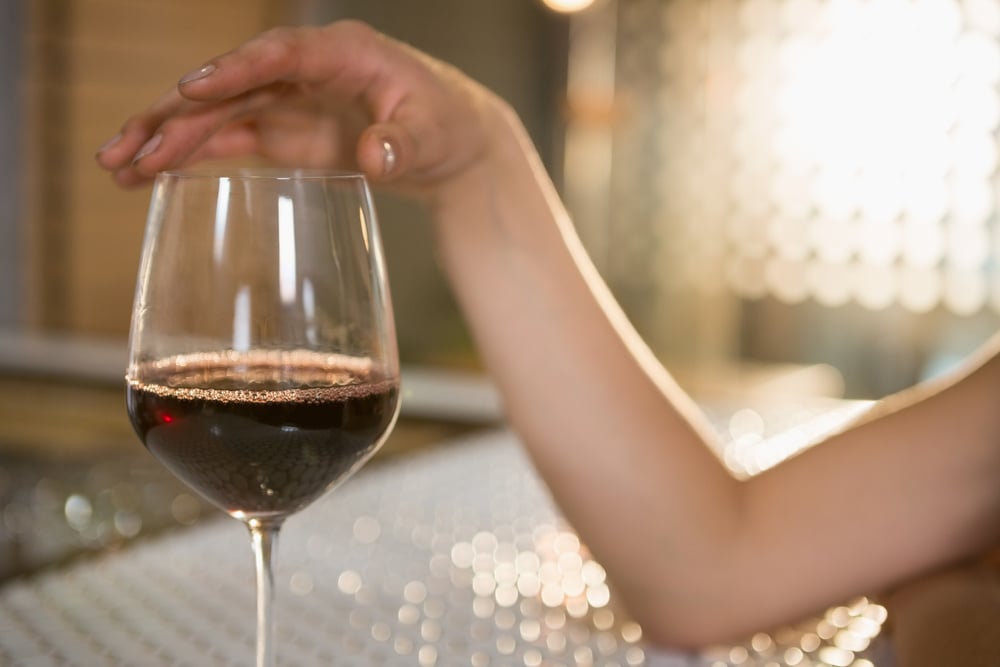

{"left": 126, "top": 350, "right": 399, "bottom": 519}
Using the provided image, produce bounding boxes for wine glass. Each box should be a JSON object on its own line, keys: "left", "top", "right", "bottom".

{"left": 125, "top": 168, "right": 400, "bottom": 667}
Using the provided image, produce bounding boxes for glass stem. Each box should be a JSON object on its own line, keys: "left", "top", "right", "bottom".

{"left": 248, "top": 518, "right": 283, "bottom": 667}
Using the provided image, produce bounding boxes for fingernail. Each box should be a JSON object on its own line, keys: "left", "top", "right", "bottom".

{"left": 178, "top": 63, "right": 216, "bottom": 85}
{"left": 96, "top": 133, "right": 121, "bottom": 155}
{"left": 381, "top": 139, "right": 397, "bottom": 176}
{"left": 132, "top": 133, "right": 162, "bottom": 165}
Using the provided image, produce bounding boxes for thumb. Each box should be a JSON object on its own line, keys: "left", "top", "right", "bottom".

{"left": 357, "top": 123, "right": 413, "bottom": 184}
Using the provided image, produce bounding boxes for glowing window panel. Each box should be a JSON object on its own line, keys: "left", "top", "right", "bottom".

{"left": 807, "top": 260, "right": 853, "bottom": 308}
{"left": 607, "top": 0, "right": 1000, "bottom": 315}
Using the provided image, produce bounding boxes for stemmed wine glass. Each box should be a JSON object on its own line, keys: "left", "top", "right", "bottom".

{"left": 125, "top": 169, "right": 400, "bottom": 666}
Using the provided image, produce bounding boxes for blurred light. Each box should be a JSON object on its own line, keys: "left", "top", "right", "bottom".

{"left": 765, "top": 258, "right": 809, "bottom": 304}
{"left": 808, "top": 260, "right": 853, "bottom": 308}
{"left": 944, "top": 268, "right": 988, "bottom": 314}
{"left": 290, "top": 571, "right": 315, "bottom": 596}
{"left": 113, "top": 509, "right": 141, "bottom": 538}
{"left": 337, "top": 569, "right": 363, "bottom": 595}
{"left": 819, "top": 644, "right": 856, "bottom": 666}
{"left": 750, "top": 632, "right": 773, "bottom": 653}
{"left": 542, "top": 0, "right": 596, "bottom": 13}
{"left": 800, "top": 632, "right": 821, "bottom": 652}
{"left": 729, "top": 408, "right": 765, "bottom": 439}
{"left": 902, "top": 220, "right": 946, "bottom": 268}
{"left": 352, "top": 515, "right": 381, "bottom": 544}
{"left": 169, "top": 493, "right": 200, "bottom": 525}
{"left": 616, "top": 0, "right": 1000, "bottom": 315}
{"left": 64, "top": 494, "right": 92, "bottom": 531}
{"left": 852, "top": 264, "right": 896, "bottom": 311}
{"left": 898, "top": 267, "right": 943, "bottom": 313}
{"left": 783, "top": 647, "right": 803, "bottom": 665}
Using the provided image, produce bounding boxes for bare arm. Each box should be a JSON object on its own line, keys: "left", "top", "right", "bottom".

{"left": 428, "top": 107, "right": 1000, "bottom": 645}
{"left": 96, "top": 21, "right": 1000, "bottom": 647}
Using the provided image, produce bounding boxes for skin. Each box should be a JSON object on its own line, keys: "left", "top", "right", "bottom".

{"left": 96, "top": 21, "right": 1000, "bottom": 650}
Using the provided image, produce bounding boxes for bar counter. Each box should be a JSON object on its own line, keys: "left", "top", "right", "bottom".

{"left": 0, "top": 363, "right": 897, "bottom": 666}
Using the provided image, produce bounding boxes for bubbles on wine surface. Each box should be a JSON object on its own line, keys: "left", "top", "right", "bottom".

{"left": 129, "top": 348, "right": 389, "bottom": 401}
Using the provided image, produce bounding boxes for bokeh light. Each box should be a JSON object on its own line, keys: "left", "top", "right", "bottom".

{"left": 613, "top": 0, "right": 1000, "bottom": 315}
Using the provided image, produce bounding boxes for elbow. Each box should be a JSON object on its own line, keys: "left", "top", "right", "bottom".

{"left": 625, "top": 583, "right": 821, "bottom": 651}
{"left": 617, "top": 580, "right": 766, "bottom": 651}
{"left": 634, "top": 611, "right": 747, "bottom": 652}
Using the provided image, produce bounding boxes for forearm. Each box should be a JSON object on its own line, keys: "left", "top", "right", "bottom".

{"left": 428, "top": 103, "right": 744, "bottom": 645}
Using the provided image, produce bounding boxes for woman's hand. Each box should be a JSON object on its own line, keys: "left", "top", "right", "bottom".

{"left": 95, "top": 20, "right": 505, "bottom": 203}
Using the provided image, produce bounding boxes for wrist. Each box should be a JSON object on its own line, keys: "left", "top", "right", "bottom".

{"left": 425, "top": 94, "right": 522, "bottom": 213}
{"left": 426, "top": 95, "right": 562, "bottom": 253}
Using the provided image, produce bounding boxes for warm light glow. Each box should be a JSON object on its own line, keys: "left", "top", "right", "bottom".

{"left": 722, "top": 401, "right": 873, "bottom": 478}
{"left": 663, "top": 0, "right": 1000, "bottom": 314}
{"left": 542, "top": 0, "right": 595, "bottom": 13}
{"left": 747, "top": 1, "right": 998, "bottom": 312}
{"left": 450, "top": 525, "right": 610, "bottom": 619}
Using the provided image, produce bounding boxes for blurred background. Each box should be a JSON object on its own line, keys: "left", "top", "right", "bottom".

{"left": 2, "top": 0, "right": 1000, "bottom": 582}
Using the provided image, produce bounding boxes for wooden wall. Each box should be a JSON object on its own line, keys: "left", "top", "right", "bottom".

{"left": 1, "top": 1, "right": 24, "bottom": 327}
{"left": 22, "top": 0, "right": 295, "bottom": 337}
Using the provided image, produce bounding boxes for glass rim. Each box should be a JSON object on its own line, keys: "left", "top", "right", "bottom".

{"left": 157, "top": 167, "right": 367, "bottom": 182}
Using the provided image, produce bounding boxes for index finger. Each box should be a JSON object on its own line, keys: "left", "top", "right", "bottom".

{"left": 177, "top": 21, "right": 409, "bottom": 121}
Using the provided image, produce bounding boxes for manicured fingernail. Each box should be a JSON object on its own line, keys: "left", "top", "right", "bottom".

{"left": 96, "top": 133, "right": 121, "bottom": 155}
{"left": 381, "top": 139, "right": 397, "bottom": 176}
{"left": 132, "top": 133, "right": 162, "bottom": 165}
{"left": 178, "top": 63, "right": 216, "bottom": 85}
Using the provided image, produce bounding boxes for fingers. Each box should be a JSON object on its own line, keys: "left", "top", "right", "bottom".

{"left": 172, "top": 26, "right": 312, "bottom": 100}
{"left": 96, "top": 22, "right": 392, "bottom": 184}
{"left": 111, "top": 124, "right": 261, "bottom": 189}
{"left": 94, "top": 88, "right": 183, "bottom": 177}
{"left": 175, "top": 22, "right": 387, "bottom": 104}
{"left": 95, "top": 23, "right": 327, "bottom": 179}
{"left": 95, "top": 19, "right": 481, "bottom": 193}
{"left": 99, "top": 87, "right": 287, "bottom": 186}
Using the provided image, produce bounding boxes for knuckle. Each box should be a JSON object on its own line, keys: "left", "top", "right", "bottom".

{"left": 155, "top": 117, "right": 182, "bottom": 137}
{"left": 330, "top": 19, "right": 376, "bottom": 38}
{"left": 326, "top": 19, "right": 382, "bottom": 51}
{"left": 120, "top": 114, "right": 151, "bottom": 135}
{"left": 258, "top": 26, "right": 299, "bottom": 60}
